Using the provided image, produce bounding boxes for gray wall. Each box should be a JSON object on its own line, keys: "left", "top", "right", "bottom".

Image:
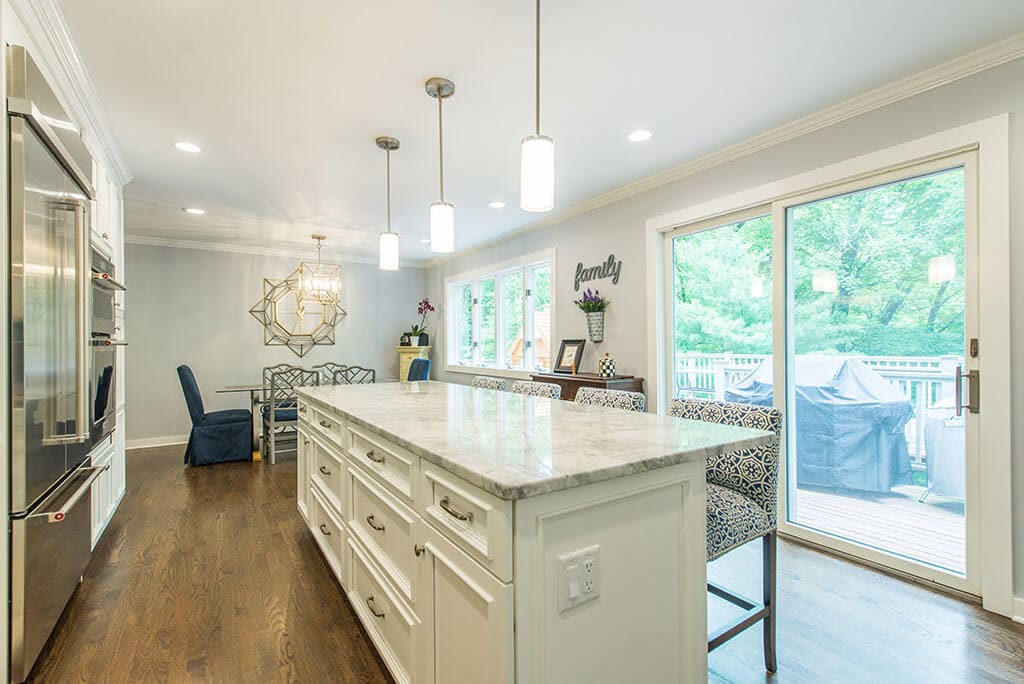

{"left": 426, "top": 58, "right": 1024, "bottom": 596}
{"left": 125, "top": 244, "right": 426, "bottom": 443}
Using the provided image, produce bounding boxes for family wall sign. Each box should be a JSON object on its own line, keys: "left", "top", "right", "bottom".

{"left": 574, "top": 254, "right": 622, "bottom": 291}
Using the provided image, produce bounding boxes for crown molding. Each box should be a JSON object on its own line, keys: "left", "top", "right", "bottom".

{"left": 124, "top": 234, "right": 427, "bottom": 269}
{"left": 427, "top": 31, "right": 1024, "bottom": 269}
{"left": 9, "top": 0, "right": 133, "bottom": 186}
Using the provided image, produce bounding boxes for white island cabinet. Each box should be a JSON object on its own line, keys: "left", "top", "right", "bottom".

{"left": 295, "top": 382, "right": 772, "bottom": 684}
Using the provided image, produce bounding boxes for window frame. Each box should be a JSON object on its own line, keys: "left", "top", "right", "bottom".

{"left": 443, "top": 248, "right": 556, "bottom": 380}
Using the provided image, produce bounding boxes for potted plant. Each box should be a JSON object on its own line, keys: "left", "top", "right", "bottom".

{"left": 410, "top": 297, "right": 435, "bottom": 346}
{"left": 574, "top": 288, "right": 609, "bottom": 343}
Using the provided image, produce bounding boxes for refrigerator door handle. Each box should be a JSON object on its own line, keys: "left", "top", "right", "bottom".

{"left": 25, "top": 463, "right": 108, "bottom": 523}
{"left": 45, "top": 200, "right": 90, "bottom": 445}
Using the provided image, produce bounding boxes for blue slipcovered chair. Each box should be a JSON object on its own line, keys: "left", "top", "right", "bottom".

{"left": 177, "top": 365, "right": 252, "bottom": 466}
{"left": 407, "top": 358, "right": 430, "bottom": 382}
{"left": 670, "top": 397, "right": 783, "bottom": 673}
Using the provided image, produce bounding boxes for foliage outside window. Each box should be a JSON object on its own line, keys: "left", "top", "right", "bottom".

{"left": 446, "top": 258, "right": 552, "bottom": 372}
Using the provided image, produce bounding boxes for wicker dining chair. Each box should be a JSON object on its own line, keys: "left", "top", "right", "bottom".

{"left": 574, "top": 387, "right": 646, "bottom": 412}
{"left": 262, "top": 366, "right": 319, "bottom": 464}
{"left": 669, "top": 397, "right": 783, "bottom": 673}
{"left": 508, "top": 380, "right": 561, "bottom": 399}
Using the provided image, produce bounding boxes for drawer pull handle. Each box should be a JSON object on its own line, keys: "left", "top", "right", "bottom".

{"left": 414, "top": 544, "right": 426, "bottom": 557}
{"left": 366, "top": 595, "right": 386, "bottom": 619}
{"left": 366, "top": 449, "right": 385, "bottom": 464}
{"left": 319, "top": 465, "right": 331, "bottom": 476}
{"left": 303, "top": 439, "right": 310, "bottom": 445}
{"left": 318, "top": 523, "right": 331, "bottom": 536}
{"left": 366, "top": 515, "right": 386, "bottom": 532}
{"left": 319, "top": 419, "right": 332, "bottom": 428}
{"left": 299, "top": 406, "right": 307, "bottom": 413}
{"left": 439, "top": 496, "right": 474, "bottom": 523}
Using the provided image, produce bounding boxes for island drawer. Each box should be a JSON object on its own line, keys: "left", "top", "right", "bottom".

{"left": 417, "top": 460, "right": 513, "bottom": 583}
{"left": 309, "top": 403, "right": 345, "bottom": 448}
{"left": 347, "top": 424, "right": 417, "bottom": 503}
{"left": 311, "top": 436, "right": 345, "bottom": 518}
{"left": 311, "top": 487, "right": 346, "bottom": 587}
{"left": 348, "top": 537, "right": 421, "bottom": 684}
{"left": 348, "top": 463, "right": 419, "bottom": 607}
{"left": 297, "top": 399, "right": 311, "bottom": 425}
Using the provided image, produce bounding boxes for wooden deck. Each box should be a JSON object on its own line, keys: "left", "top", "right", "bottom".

{"left": 791, "top": 485, "right": 965, "bottom": 574}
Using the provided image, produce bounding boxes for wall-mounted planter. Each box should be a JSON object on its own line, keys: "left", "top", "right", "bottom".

{"left": 585, "top": 311, "right": 605, "bottom": 343}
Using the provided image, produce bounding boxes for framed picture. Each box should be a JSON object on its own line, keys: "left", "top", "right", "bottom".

{"left": 553, "top": 339, "right": 586, "bottom": 374}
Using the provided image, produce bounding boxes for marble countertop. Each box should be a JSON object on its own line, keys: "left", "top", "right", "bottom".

{"left": 297, "top": 382, "right": 773, "bottom": 500}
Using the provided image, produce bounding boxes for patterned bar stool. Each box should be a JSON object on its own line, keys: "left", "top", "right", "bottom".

{"left": 574, "top": 387, "right": 646, "bottom": 412}
{"left": 508, "top": 380, "right": 561, "bottom": 399}
{"left": 471, "top": 376, "right": 510, "bottom": 391}
{"left": 669, "top": 397, "right": 782, "bottom": 673}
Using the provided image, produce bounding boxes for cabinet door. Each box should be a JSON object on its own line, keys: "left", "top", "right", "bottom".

{"left": 416, "top": 524, "right": 513, "bottom": 684}
{"left": 297, "top": 426, "right": 311, "bottom": 522}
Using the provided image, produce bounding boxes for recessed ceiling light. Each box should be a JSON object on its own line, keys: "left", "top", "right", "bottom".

{"left": 183, "top": 207, "right": 205, "bottom": 215}
{"left": 627, "top": 129, "right": 652, "bottom": 142}
{"left": 419, "top": 237, "right": 432, "bottom": 244}
{"left": 488, "top": 200, "right": 506, "bottom": 209}
{"left": 174, "top": 141, "right": 201, "bottom": 153}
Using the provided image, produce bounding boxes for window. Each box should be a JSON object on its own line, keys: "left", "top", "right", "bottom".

{"left": 445, "top": 251, "right": 554, "bottom": 374}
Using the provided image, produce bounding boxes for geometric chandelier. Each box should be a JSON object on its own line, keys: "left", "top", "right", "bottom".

{"left": 296, "top": 234, "right": 342, "bottom": 304}
{"left": 249, "top": 267, "right": 347, "bottom": 357}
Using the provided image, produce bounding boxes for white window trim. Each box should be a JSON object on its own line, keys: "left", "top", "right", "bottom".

{"left": 644, "top": 114, "right": 1012, "bottom": 617}
{"left": 443, "top": 248, "right": 556, "bottom": 380}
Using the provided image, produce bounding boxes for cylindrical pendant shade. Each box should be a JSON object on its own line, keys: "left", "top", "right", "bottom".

{"left": 379, "top": 232, "right": 399, "bottom": 271}
{"left": 429, "top": 202, "right": 455, "bottom": 253}
{"left": 520, "top": 134, "right": 554, "bottom": 212}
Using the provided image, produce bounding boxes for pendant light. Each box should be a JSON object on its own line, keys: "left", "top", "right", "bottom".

{"left": 376, "top": 136, "right": 401, "bottom": 271}
{"left": 426, "top": 77, "right": 455, "bottom": 253}
{"left": 520, "top": 0, "right": 554, "bottom": 212}
{"left": 296, "top": 234, "right": 342, "bottom": 303}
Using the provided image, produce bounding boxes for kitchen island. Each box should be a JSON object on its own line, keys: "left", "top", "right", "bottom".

{"left": 295, "top": 381, "right": 773, "bottom": 684}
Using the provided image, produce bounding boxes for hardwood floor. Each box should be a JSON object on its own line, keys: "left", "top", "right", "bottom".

{"left": 28, "top": 445, "right": 391, "bottom": 683}
{"left": 28, "top": 445, "right": 1024, "bottom": 683}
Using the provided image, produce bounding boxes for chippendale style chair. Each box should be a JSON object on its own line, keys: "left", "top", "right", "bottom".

{"left": 669, "top": 397, "right": 783, "bottom": 673}
{"left": 471, "top": 376, "right": 510, "bottom": 391}
{"left": 262, "top": 366, "right": 319, "bottom": 464}
{"left": 508, "top": 380, "right": 561, "bottom": 399}
{"left": 312, "top": 362, "right": 348, "bottom": 385}
{"left": 335, "top": 365, "right": 376, "bottom": 384}
{"left": 574, "top": 387, "right": 646, "bottom": 412}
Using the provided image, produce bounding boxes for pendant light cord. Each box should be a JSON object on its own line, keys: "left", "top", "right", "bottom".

{"left": 535, "top": 0, "right": 541, "bottom": 136}
{"left": 385, "top": 148, "right": 392, "bottom": 233}
{"left": 438, "top": 95, "right": 445, "bottom": 203}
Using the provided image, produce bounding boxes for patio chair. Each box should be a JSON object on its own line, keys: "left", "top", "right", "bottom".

{"left": 670, "top": 397, "right": 783, "bottom": 673}
{"left": 508, "top": 380, "right": 561, "bottom": 399}
{"left": 471, "top": 376, "right": 510, "bottom": 391}
{"left": 574, "top": 387, "right": 645, "bottom": 412}
{"left": 262, "top": 366, "right": 319, "bottom": 464}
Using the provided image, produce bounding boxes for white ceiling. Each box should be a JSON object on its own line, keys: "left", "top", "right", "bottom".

{"left": 58, "top": 0, "right": 1024, "bottom": 264}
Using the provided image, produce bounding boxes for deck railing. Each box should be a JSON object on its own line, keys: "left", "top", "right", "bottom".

{"left": 674, "top": 352, "right": 962, "bottom": 466}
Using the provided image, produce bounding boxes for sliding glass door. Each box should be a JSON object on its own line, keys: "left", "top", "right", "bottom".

{"left": 668, "top": 154, "right": 979, "bottom": 593}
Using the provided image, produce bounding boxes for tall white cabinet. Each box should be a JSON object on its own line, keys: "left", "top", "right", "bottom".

{"left": 89, "top": 162, "right": 127, "bottom": 547}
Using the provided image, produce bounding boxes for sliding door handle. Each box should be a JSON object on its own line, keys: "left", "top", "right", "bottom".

{"left": 955, "top": 365, "right": 980, "bottom": 416}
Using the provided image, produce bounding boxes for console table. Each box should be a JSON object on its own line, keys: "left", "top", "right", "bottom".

{"left": 530, "top": 371, "right": 644, "bottom": 402}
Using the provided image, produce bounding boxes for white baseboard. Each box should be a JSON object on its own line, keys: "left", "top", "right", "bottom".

{"left": 1014, "top": 597, "right": 1024, "bottom": 625}
{"left": 126, "top": 434, "right": 188, "bottom": 450}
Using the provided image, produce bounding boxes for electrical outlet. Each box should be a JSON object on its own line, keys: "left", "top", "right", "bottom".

{"left": 557, "top": 544, "right": 600, "bottom": 612}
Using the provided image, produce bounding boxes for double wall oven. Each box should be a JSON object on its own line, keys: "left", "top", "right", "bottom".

{"left": 90, "top": 249, "right": 125, "bottom": 443}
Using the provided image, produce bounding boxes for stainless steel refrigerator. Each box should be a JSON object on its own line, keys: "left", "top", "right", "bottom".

{"left": 7, "top": 45, "right": 105, "bottom": 683}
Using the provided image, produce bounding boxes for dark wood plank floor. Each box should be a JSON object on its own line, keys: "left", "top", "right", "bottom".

{"left": 29, "top": 445, "right": 391, "bottom": 683}
{"left": 28, "top": 445, "right": 1024, "bottom": 683}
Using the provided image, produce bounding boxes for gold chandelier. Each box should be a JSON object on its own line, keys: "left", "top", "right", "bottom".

{"left": 295, "top": 234, "right": 342, "bottom": 304}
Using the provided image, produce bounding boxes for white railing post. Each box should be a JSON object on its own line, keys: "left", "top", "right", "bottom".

{"left": 713, "top": 354, "right": 732, "bottom": 400}
{"left": 938, "top": 355, "right": 960, "bottom": 401}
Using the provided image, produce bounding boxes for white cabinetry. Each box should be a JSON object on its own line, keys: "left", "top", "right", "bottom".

{"left": 296, "top": 394, "right": 706, "bottom": 684}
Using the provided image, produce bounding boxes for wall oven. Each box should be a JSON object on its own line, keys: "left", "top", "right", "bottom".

{"left": 90, "top": 248, "right": 125, "bottom": 443}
